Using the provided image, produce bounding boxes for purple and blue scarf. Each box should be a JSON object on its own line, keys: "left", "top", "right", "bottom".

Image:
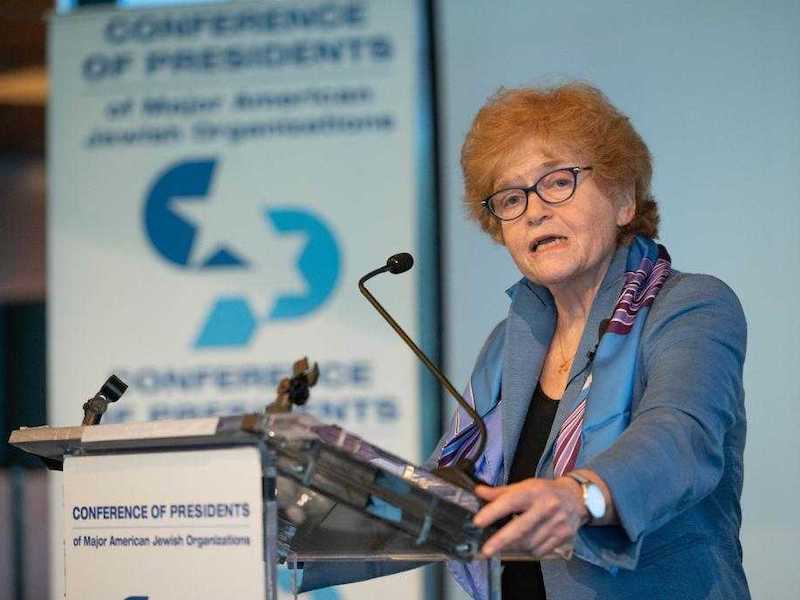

{"left": 438, "top": 236, "right": 671, "bottom": 599}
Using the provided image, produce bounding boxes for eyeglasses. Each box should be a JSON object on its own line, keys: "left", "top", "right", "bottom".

{"left": 481, "top": 166, "right": 593, "bottom": 221}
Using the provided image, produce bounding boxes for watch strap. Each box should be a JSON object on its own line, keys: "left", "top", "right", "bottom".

{"left": 564, "top": 472, "right": 601, "bottom": 524}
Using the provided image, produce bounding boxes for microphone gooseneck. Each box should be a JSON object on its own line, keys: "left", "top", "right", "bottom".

{"left": 358, "top": 252, "right": 487, "bottom": 489}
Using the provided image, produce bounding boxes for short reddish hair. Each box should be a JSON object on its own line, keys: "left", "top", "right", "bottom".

{"left": 461, "top": 82, "right": 659, "bottom": 244}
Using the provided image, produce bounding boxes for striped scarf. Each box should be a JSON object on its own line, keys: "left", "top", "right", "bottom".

{"left": 437, "top": 236, "right": 672, "bottom": 478}
{"left": 440, "top": 236, "right": 671, "bottom": 600}
{"left": 552, "top": 237, "right": 671, "bottom": 476}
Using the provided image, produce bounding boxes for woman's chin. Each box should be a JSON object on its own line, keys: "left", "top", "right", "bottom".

{"left": 525, "top": 268, "right": 576, "bottom": 290}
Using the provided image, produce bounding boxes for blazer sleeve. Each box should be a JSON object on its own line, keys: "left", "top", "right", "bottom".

{"left": 578, "top": 273, "right": 747, "bottom": 569}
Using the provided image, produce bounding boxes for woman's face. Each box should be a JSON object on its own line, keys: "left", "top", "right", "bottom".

{"left": 496, "top": 139, "right": 635, "bottom": 295}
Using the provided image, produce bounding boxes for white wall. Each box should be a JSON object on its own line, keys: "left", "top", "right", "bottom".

{"left": 438, "top": 1, "right": 800, "bottom": 597}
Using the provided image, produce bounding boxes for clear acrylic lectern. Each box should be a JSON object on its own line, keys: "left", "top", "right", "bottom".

{"left": 10, "top": 412, "right": 543, "bottom": 600}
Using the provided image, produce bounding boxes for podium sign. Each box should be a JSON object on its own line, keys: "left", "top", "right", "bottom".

{"left": 63, "top": 446, "right": 265, "bottom": 600}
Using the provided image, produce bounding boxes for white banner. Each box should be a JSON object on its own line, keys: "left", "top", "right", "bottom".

{"left": 48, "top": 2, "right": 429, "bottom": 599}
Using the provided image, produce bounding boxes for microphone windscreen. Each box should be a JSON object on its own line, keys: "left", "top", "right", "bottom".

{"left": 101, "top": 375, "right": 128, "bottom": 402}
{"left": 386, "top": 252, "right": 414, "bottom": 274}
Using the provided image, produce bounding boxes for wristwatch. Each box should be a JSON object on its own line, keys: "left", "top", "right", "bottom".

{"left": 565, "top": 472, "right": 606, "bottom": 525}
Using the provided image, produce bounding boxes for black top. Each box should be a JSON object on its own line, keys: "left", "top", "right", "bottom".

{"left": 501, "top": 383, "right": 560, "bottom": 600}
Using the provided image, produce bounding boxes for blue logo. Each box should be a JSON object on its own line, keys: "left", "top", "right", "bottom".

{"left": 143, "top": 158, "right": 341, "bottom": 347}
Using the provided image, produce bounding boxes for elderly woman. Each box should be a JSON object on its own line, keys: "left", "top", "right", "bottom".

{"left": 302, "top": 82, "right": 750, "bottom": 600}
{"left": 440, "top": 82, "right": 750, "bottom": 599}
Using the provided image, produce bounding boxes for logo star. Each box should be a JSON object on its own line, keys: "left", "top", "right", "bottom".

{"left": 168, "top": 192, "right": 248, "bottom": 268}
{"left": 168, "top": 189, "right": 306, "bottom": 300}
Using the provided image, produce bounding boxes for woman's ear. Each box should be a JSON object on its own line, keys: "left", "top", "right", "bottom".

{"left": 616, "top": 184, "right": 636, "bottom": 227}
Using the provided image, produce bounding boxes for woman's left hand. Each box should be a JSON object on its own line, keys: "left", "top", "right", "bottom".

{"left": 472, "top": 477, "right": 588, "bottom": 557}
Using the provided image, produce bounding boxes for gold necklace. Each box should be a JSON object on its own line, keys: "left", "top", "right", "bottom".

{"left": 557, "top": 332, "right": 571, "bottom": 374}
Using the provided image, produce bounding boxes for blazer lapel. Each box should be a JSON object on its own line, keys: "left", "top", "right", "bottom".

{"left": 537, "top": 246, "right": 629, "bottom": 475}
{"left": 501, "top": 280, "right": 556, "bottom": 482}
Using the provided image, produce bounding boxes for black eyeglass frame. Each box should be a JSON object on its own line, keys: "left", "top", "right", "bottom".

{"left": 480, "top": 166, "right": 594, "bottom": 221}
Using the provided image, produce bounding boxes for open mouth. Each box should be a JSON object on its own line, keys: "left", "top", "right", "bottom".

{"left": 530, "top": 236, "right": 567, "bottom": 252}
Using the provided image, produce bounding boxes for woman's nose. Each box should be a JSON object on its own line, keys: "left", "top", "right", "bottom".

{"left": 523, "top": 191, "right": 552, "bottom": 226}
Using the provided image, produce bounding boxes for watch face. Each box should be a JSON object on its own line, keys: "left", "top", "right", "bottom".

{"left": 585, "top": 484, "right": 606, "bottom": 519}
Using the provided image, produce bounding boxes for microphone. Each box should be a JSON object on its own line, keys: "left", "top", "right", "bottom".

{"left": 586, "top": 318, "right": 611, "bottom": 362}
{"left": 387, "top": 252, "right": 413, "bottom": 274}
{"left": 358, "top": 253, "right": 486, "bottom": 490}
{"left": 82, "top": 375, "right": 128, "bottom": 426}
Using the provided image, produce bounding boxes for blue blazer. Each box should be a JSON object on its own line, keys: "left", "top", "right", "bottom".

{"left": 303, "top": 244, "right": 751, "bottom": 599}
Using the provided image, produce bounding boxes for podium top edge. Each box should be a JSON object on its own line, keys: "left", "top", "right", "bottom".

{"left": 9, "top": 424, "right": 84, "bottom": 445}
{"left": 7, "top": 414, "right": 266, "bottom": 458}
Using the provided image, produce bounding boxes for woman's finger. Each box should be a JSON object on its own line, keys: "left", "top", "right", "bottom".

{"left": 520, "top": 518, "right": 560, "bottom": 555}
{"left": 533, "top": 535, "right": 566, "bottom": 558}
{"left": 472, "top": 484, "right": 536, "bottom": 528}
{"left": 480, "top": 505, "right": 543, "bottom": 556}
{"left": 473, "top": 484, "right": 507, "bottom": 500}
{"left": 526, "top": 506, "right": 580, "bottom": 556}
